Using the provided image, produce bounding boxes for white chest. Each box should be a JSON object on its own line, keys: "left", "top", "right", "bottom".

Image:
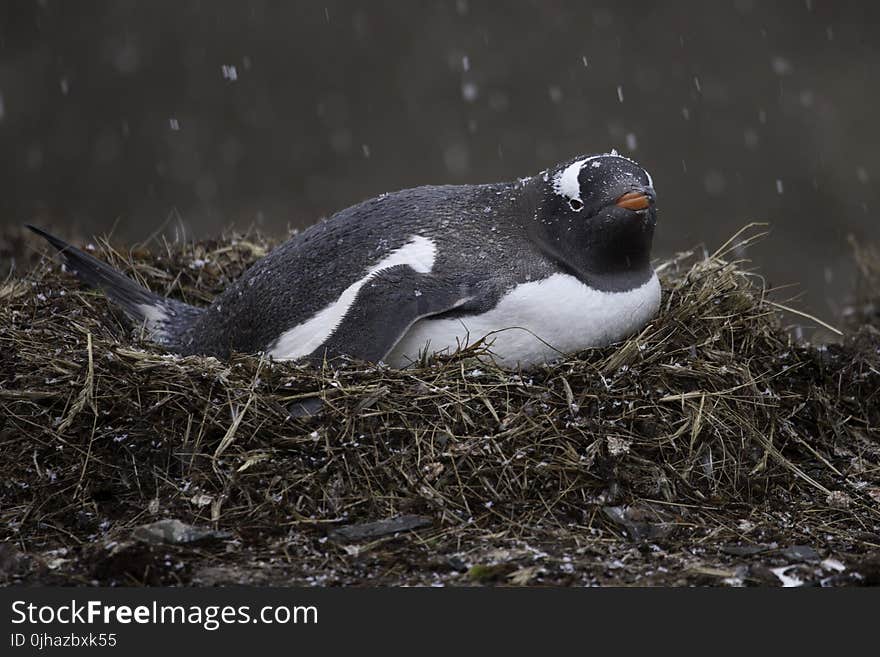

{"left": 387, "top": 272, "right": 661, "bottom": 368}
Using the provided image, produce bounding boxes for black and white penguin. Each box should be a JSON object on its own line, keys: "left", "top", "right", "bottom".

{"left": 29, "top": 151, "right": 660, "bottom": 368}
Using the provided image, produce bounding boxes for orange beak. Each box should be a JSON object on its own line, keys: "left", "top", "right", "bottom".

{"left": 615, "top": 191, "right": 651, "bottom": 211}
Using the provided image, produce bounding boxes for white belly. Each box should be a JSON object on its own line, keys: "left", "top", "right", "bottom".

{"left": 387, "top": 272, "right": 661, "bottom": 368}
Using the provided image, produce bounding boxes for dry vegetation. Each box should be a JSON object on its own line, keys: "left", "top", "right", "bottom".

{"left": 1, "top": 225, "right": 879, "bottom": 586}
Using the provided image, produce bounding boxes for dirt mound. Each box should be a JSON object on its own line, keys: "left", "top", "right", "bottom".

{"left": 1, "top": 226, "right": 878, "bottom": 586}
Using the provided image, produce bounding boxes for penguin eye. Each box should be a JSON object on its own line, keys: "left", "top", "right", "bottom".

{"left": 569, "top": 198, "right": 584, "bottom": 211}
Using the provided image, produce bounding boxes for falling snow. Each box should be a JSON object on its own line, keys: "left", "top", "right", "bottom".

{"left": 771, "top": 56, "right": 792, "bottom": 76}
{"left": 744, "top": 128, "right": 759, "bottom": 149}
{"left": 221, "top": 65, "right": 238, "bottom": 81}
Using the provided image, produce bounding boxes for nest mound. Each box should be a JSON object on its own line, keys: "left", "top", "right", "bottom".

{"left": 1, "top": 227, "right": 879, "bottom": 586}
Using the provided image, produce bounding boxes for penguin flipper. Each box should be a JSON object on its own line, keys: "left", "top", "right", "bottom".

{"left": 27, "top": 225, "right": 202, "bottom": 346}
{"left": 310, "top": 265, "right": 473, "bottom": 364}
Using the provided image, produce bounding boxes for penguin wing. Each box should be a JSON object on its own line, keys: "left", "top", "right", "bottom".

{"left": 310, "top": 264, "right": 473, "bottom": 364}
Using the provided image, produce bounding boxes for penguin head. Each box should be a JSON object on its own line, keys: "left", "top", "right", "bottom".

{"left": 530, "top": 152, "right": 657, "bottom": 291}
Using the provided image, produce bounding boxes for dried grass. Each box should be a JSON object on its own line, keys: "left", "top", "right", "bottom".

{"left": 1, "top": 225, "right": 878, "bottom": 586}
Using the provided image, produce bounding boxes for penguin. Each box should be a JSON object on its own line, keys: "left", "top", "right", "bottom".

{"left": 29, "top": 151, "right": 660, "bottom": 368}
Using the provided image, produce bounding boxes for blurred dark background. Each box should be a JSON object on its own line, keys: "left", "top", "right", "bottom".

{"left": 1, "top": 0, "right": 878, "bottom": 319}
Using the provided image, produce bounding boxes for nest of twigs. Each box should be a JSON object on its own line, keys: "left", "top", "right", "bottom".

{"left": 1, "top": 225, "right": 879, "bottom": 586}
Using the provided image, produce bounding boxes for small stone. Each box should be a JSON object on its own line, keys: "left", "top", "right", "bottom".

{"left": 826, "top": 490, "right": 852, "bottom": 510}
{"left": 779, "top": 545, "right": 820, "bottom": 562}
{"left": 288, "top": 395, "right": 324, "bottom": 418}
{"left": 132, "top": 519, "right": 231, "bottom": 545}
{"left": 190, "top": 493, "right": 213, "bottom": 507}
{"left": 606, "top": 436, "right": 631, "bottom": 456}
{"left": 329, "top": 515, "right": 432, "bottom": 543}
{"left": 720, "top": 544, "right": 767, "bottom": 557}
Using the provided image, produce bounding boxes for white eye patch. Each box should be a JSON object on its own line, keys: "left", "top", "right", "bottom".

{"left": 552, "top": 150, "right": 652, "bottom": 204}
{"left": 553, "top": 157, "right": 591, "bottom": 203}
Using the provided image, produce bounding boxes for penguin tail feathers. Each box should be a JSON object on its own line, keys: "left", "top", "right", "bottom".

{"left": 27, "top": 225, "right": 203, "bottom": 348}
